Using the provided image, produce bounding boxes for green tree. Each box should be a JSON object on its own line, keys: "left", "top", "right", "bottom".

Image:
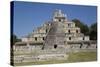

{"left": 89, "top": 23, "right": 97, "bottom": 40}
{"left": 11, "top": 34, "right": 21, "bottom": 45}
{"left": 72, "top": 19, "right": 89, "bottom": 35}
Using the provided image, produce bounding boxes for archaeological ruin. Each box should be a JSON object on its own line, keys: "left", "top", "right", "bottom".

{"left": 12, "top": 9, "right": 97, "bottom": 65}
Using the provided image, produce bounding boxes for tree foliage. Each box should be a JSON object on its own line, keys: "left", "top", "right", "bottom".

{"left": 72, "top": 19, "right": 89, "bottom": 35}
{"left": 72, "top": 19, "right": 97, "bottom": 40}
{"left": 89, "top": 23, "right": 97, "bottom": 40}
{"left": 11, "top": 34, "right": 21, "bottom": 45}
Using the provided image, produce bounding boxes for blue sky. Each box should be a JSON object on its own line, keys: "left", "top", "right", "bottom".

{"left": 13, "top": 1, "right": 97, "bottom": 38}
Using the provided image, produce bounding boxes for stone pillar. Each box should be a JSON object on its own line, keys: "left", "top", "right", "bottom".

{"left": 27, "top": 43, "right": 31, "bottom": 51}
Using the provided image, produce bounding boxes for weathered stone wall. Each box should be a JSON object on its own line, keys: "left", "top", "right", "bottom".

{"left": 13, "top": 42, "right": 97, "bottom": 64}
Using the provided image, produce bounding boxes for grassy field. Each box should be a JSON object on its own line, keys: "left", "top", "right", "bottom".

{"left": 67, "top": 52, "right": 97, "bottom": 62}
{"left": 14, "top": 52, "right": 97, "bottom": 66}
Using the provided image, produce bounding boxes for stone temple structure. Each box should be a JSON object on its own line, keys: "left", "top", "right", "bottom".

{"left": 13, "top": 9, "right": 97, "bottom": 64}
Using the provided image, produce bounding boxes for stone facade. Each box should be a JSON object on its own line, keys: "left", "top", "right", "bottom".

{"left": 17, "top": 9, "right": 92, "bottom": 49}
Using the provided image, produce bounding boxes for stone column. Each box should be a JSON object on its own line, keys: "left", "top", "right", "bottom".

{"left": 27, "top": 43, "right": 31, "bottom": 51}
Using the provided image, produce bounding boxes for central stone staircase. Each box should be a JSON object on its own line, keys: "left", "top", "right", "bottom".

{"left": 44, "top": 21, "right": 66, "bottom": 49}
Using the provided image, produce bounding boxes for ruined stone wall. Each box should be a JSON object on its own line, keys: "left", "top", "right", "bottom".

{"left": 13, "top": 43, "right": 97, "bottom": 64}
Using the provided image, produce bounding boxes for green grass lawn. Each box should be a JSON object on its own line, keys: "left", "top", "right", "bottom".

{"left": 67, "top": 52, "right": 97, "bottom": 62}
{"left": 14, "top": 52, "right": 97, "bottom": 66}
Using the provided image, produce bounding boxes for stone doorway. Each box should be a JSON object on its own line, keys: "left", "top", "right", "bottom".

{"left": 54, "top": 44, "right": 57, "bottom": 49}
